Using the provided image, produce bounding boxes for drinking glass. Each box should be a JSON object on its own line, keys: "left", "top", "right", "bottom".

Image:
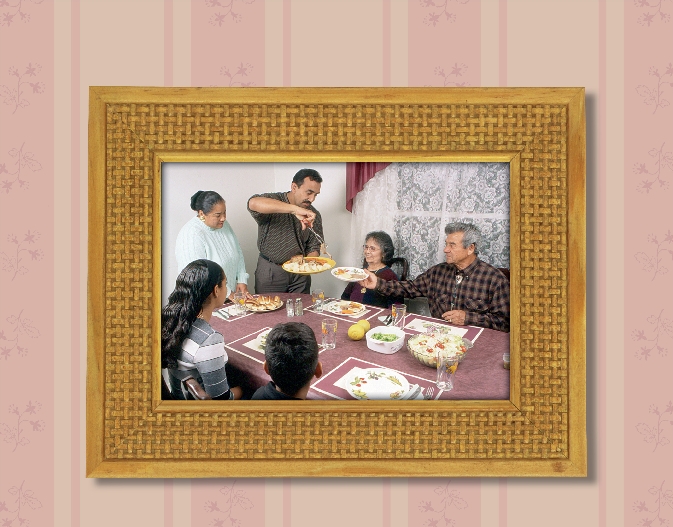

{"left": 436, "top": 350, "right": 458, "bottom": 391}
{"left": 321, "top": 319, "right": 337, "bottom": 349}
{"left": 311, "top": 289, "right": 325, "bottom": 312}
{"left": 233, "top": 292, "right": 246, "bottom": 315}
{"left": 391, "top": 303, "right": 406, "bottom": 328}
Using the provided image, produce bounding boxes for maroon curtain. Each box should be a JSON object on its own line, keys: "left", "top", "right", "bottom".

{"left": 345, "top": 162, "right": 391, "bottom": 212}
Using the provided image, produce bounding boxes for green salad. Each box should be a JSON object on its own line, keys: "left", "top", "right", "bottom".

{"left": 371, "top": 332, "right": 399, "bottom": 342}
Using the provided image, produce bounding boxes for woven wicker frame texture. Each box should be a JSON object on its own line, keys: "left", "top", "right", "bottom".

{"left": 88, "top": 87, "right": 586, "bottom": 477}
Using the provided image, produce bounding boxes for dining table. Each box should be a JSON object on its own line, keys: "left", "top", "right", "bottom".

{"left": 209, "top": 292, "right": 510, "bottom": 401}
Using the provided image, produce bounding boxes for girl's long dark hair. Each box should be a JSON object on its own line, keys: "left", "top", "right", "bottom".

{"left": 161, "top": 259, "right": 225, "bottom": 369}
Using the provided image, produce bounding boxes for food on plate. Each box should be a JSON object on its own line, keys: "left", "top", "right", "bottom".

{"left": 347, "top": 324, "right": 366, "bottom": 341}
{"left": 245, "top": 295, "right": 283, "bottom": 312}
{"left": 282, "top": 257, "right": 334, "bottom": 274}
{"left": 332, "top": 267, "right": 367, "bottom": 281}
{"left": 407, "top": 332, "right": 472, "bottom": 367}
{"left": 356, "top": 319, "right": 371, "bottom": 332}
{"left": 370, "top": 332, "right": 400, "bottom": 342}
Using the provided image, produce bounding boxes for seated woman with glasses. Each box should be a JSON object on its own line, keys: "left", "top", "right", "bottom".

{"left": 162, "top": 259, "right": 243, "bottom": 400}
{"left": 341, "top": 231, "right": 404, "bottom": 309}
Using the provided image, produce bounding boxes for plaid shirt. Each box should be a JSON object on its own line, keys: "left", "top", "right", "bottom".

{"left": 376, "top": 258, "right": 510, "bottom": 332}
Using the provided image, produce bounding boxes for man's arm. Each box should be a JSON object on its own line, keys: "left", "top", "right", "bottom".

{"left": 247, "top": 196, "right": 316, "bottom": 228}
{"left": 361, "top": 268, "right": 432, "bottom": 299}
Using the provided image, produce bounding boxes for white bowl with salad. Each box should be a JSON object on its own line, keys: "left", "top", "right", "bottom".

{"left": 365, "top": 326, "right": 406, "bottom": 354}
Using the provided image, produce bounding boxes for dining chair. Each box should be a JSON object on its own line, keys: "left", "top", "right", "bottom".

{"left": 161, "top": 370, "right": 212, "bottom": 400}
{"left": 497, "top": 268, "right": 510, "bottom": 282}
{"left": 388, "top": 257, "right": 409, "bottom": 281}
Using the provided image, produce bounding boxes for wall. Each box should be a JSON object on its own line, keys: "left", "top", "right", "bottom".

{"left": 0, "top": 1, "right": 671, "bottom": 526}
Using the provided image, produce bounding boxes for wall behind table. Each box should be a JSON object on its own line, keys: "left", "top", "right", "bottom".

{"left": 162, "top": 162, "right": 349, "bottom": 305}
{"left": 1, "top": 0, "right": 669, "bottom": 526}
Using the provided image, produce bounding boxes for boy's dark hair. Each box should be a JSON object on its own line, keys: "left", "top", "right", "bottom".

{"left": 265, "top": 322, "right": 319, "bottom": 396}
{"left": 292, "top": 168, "right": 322, "bottom": 187}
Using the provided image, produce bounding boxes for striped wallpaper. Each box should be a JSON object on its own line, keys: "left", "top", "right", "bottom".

{"left": 0, "top": 1, "right": 671, "bottom": 526}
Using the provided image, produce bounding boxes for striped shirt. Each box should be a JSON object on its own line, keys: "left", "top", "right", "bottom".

{"left": 376, "top": 258, "right": 510, "bottom": 332}
{"left": 247, "top": 192, "right": 324, "bottom": 265}
{"left": 167, "top": 318, "right": 230, "bottom": 399}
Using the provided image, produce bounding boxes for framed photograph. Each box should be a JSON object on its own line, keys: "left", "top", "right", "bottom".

{"left": 87, "top": 87, "right": 586, "bottom": 477}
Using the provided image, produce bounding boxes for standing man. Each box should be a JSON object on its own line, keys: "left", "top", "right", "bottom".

{"left": 247, "top": 169, "right": 325, "bottom": 294}
{"left": 360, "top": 222, "right": 510, "bottom": 332}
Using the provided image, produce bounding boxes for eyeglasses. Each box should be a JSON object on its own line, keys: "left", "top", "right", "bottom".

{"left": 362, "top": 245, "right": 380, "bottom": 251}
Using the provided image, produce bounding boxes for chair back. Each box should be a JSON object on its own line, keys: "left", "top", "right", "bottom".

{"left": 498, "top": 268, "right": 510, "bottom": 282}
{"left": 161, "top": 370, "right": 211, "bottom": 400}
{"left": 388, "top": 257, "right": 409, "bottom": 281}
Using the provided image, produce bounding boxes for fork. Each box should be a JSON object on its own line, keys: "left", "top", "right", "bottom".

{"left": 424, "top": 386, "right": 435, "bottom": 400}
{"left": 307, "top": 227, "right": 332, "bottom": 258}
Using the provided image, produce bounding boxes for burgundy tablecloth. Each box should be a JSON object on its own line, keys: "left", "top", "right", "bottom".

{"left": 209, "top": 293, "right": 510, "bottom": 400}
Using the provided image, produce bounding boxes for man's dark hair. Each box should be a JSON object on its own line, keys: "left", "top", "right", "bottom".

{"left": 292, "top": 168, "right": 323, "bottom": 187}
{"left": 265, "top": 322, "right": 319, "bottom": 396}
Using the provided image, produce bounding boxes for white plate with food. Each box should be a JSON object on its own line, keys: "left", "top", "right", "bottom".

{"left": 331, "top": 267, "right": 368, "bottom": 282}
{"left": 323, "top": 300, "right": 366, "bottom": 316}
{"left": 345, "top": 368, "right": 410, "bottom": 400}
{"left": 244, "top": 295, "right": 284, "bottom": 313}
{"left": 282, "top": 256, "right": 336, "bottom": 275}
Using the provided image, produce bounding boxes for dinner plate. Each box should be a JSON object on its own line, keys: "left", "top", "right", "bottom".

{"left": 323, "top": 300, "right": 366, "bottom": 316}
{"left": 345, "top": 368, "right": 410, "bottom": 400}
{"left": 281, "top": 257, "right": 336, "bottom": 275}
{"left": 331, "top": 266, "right": 368, "bottom": 282}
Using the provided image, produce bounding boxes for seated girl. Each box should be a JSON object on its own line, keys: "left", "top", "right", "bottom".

{"left": 162, "top": 259, "right": 242, "bottom": 400}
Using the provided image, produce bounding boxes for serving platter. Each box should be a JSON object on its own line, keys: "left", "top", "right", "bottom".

{"left": 245, "top": 295, "right": 284, "bottom": 313}
{"left": 281, "top": 256, "right": 336, "bottom": 275}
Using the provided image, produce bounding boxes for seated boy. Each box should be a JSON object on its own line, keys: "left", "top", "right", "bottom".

{"left": 251, "top": 322, "right": 322, "bottom": 400}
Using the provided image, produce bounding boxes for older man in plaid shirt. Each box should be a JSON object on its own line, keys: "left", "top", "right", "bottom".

{"left": 360, "top": 222, "right": 510, "bottom": 332}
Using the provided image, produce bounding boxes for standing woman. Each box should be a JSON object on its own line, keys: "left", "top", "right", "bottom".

{"left": 341, "top": 231, "right": 403, "bottom": 308}
{"left": 162, "top": 259, "right": 242, "bottom": 400}
{"left": 176, "top": 190, "right": 250, "bottom": 299}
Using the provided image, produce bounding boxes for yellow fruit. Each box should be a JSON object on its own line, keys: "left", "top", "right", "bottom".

{"left": 356, "top": 319, "right": 371, "bottom": 332}
{"left": 348, "top": 324, "right": 366, "bottom": 341}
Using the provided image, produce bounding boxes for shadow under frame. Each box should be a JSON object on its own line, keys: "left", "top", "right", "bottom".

{"left": 87, "top": 87, "right": 586, "bottom": 478}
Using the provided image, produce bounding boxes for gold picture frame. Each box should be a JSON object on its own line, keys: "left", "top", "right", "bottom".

{"left": 87, "top": 87, "right": 586, "bottom": 478}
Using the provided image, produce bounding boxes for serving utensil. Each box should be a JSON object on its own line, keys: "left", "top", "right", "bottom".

{"left": 307, "top": 226, "right": 332, "bottom": 259}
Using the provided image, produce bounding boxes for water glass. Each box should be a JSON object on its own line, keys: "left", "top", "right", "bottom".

{"left": 436, "top": 351, "right": 458, "bottom": 391}
{"left": 321, "top": 319, "right": 337, "bottom": 349}
{"left": 391, "top": 303, "right": 407, "bottom": 328}
{"left": 311, "top": 289, "right": 325, "bottom": 312}
{"left": 233, "top": 292, "right": 246, "bottom": 315}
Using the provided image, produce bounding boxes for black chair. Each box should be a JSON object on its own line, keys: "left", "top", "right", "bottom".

{"left": 498, "top": 268, "right": 510, "bottom": 282}
{"left": 388, "top": 257, "right": 409, "bottom": 281}
{"left": 161, "top": 370, "right": 211, "bottom": 400}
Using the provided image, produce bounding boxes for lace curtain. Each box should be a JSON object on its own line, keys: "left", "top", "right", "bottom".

{"left": 348, "top": 162, "right": 510, "bottom": 279}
